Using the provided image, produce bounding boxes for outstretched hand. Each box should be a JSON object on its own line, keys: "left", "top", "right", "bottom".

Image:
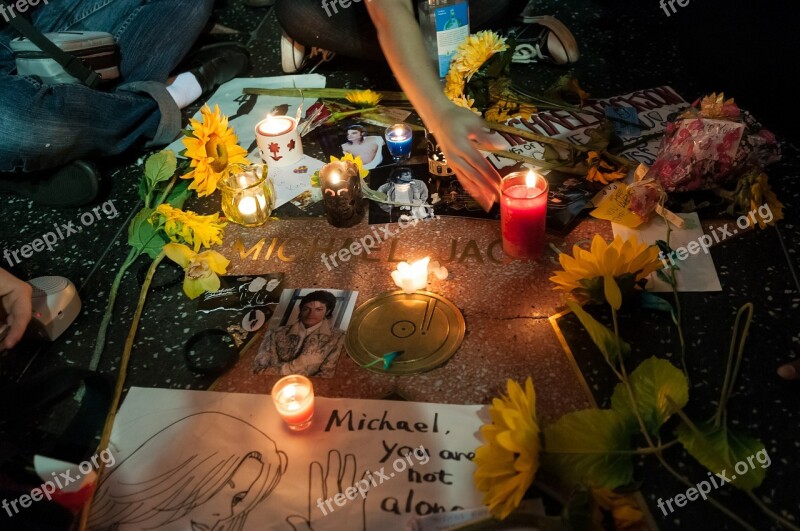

{"left": 428, "top": 106, "right": 506, "bottom": 211}
{"left": 0, "top": 268, "right": 32, "bottom": 350}
{"left": 286, "top": 450, "right": 367, "bottom": 531}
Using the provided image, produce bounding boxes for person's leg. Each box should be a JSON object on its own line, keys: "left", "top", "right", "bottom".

{"left": 275, "top": 0, "right": 527, "bottom": 62}
{"left": 31, "top": 0, "right": 214, "bottom": 82}
{"left": 0, "top": 0, "right": 219, "bottom": 174}
{"left": 0, "top": 75, "right": 170, "bottom": 172}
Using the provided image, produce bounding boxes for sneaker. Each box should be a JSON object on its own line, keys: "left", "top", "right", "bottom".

{"left": 280, "top": 32, "right": 335, "bottom": 74}
{"left": 512, "top": 16, "right": 579, "bottom": 65}
{"left": 0, "top": 160, "right": 101, "bottom": 207}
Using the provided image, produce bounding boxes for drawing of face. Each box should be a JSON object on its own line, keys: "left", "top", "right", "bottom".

{"left": 346, "top": 128, "right": 364, "bottom": 144}
{"left": 300, "top": 301, "right": 328, "bottom": 328}
{"left": 191, "top": 456, "right": 264, "bottom": 531}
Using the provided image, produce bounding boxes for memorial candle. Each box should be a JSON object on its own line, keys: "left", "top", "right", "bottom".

{"left": 271, "top": 375, "right": 315, "bottom": 431}
{"left": 500, "top": 170, "right": 549, "bottom": 259}
{"left": 385, "top": 123, "right": 413, "bottom": 162}
{"left": 255, "top": 114, "right": 303, "bottom": 167}
{"left": 391, "top": 257, "right": 430, "bottom": 294}
{"left": 219, "top": 164, "right": 274, "bottom": 227}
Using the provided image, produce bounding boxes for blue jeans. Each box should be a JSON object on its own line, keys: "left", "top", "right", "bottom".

{"left": 0, "top": 0, "right": 214, "bottom": 172}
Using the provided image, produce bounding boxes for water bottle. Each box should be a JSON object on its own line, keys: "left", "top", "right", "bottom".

{"left": 419, "top": 0, "right": 470, "bottom": 79}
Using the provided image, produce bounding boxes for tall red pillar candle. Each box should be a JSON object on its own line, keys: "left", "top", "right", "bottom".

{"left": 500, "top": 170, "right": 549, "bottom": 259}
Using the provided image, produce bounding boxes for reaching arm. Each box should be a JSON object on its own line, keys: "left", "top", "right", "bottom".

{"left": 366, "top": 0, "right": 505, "bottom": 211}
{"left": 0, "top": 268, "right": 32, "bottom": 350}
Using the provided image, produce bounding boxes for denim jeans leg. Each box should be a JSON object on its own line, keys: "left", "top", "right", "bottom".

{"left": 33, "top": 0, "right": 214, "bottom": 81}
{"left": 0, "top": 0, "right": 214, "bottom": 172}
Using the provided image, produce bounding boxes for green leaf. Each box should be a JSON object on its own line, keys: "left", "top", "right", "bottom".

{"left": 128, "top": 208, "right": 167, "bottom": 259}
{"left": 611, "top": 357, "right": 689, "bottom": 435}
{"left": 165, "top": 180, "right": 193, "bottom": 209}
{"left": 676, "top": 419, "right": 768, "bottom": 491}
{"left": 640, "top": 292, "right": 674, "bottom": 314}
{"left": 543, "top": 409, "right": 635, "bottom": 490}
{"left": 567, "top": 301, "right": 630, "bottom": 365}
{"left": 145, "top": 149, "right": 177, "bottom": 189}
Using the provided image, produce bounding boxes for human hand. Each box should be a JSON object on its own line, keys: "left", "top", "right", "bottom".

{"left": 0, "top": 268, "right": 32, "bottom": 350}
{"left": 286, "top": 450, "right": 367, "bottom": 531}
{"left": 428, "top": 106, "right": 506, "bottom": 211}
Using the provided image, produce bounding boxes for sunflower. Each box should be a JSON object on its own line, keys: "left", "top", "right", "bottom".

{"left": 152, "top": 204, "right": 226, "bottom": 252}
{"left": 590, "top": 488, "right": 646, "bottom": 530}
{"left": 182, "top": 104, "right": 249, "bottom": 197}
{"left": 345, "top": 89, "right": 382, "bottom": 108}
{"left": 474, "top": 377, "right": 540, "bottom": 520}
{"left": 164, "top": 243, "right": 229, "bottom": 299}
{"left": 485, "top": 100, "right": 537, "bottom": 123}
{"left": 452, "top": 31, "right": 508, "bottom": 80}
{"left": 451, "top": 95, "right": 481, "bottom": 115}
{"left": 329, "top": 152, "right": 369, "bottom": 179}
{"left": 444, "top": 66, "right": 466, "bottom": 100}
{"left": 550, "top": 235, "right": 662, "bottom": 309}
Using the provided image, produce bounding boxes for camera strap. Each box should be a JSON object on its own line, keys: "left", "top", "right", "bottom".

{"left": 3, "top": 1, "right": 102, "bottom": 88}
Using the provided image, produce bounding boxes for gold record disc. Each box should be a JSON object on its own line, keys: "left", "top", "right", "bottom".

{"left": 345, "top": 290, "right": 465, "bottom": 375}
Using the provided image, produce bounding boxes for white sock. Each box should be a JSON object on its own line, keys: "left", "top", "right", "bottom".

{"left": 166, "top": 72, "right": 203, "bottom": 109}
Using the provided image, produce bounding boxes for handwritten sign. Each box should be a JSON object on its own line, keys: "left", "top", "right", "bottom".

{"left": 90, "top": 387, "right": 486, "bottom": 530}
{"left": 487, "top": 86, "right": 688, "bottom": 169}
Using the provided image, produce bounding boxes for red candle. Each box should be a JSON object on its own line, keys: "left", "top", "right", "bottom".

{"left": 271, "top": 375, "right": 315, "bottom": 430}
{"left": 500, "top": 170, "right": 549, "bottom": 259}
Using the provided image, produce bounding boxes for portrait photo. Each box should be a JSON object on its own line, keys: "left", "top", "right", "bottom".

{"left": 251, "top": 288, "right": 358, "bottom": 379}
{"left": 367, "top": 164, "right": 435, "bottom": 224}
{"left": 317, "top": 119, "right": 392, "bottom": 170}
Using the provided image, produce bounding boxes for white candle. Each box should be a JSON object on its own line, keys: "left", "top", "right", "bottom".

{"left": 391, "top": 257, "right": 431, "bottom": 294}
{"left": 255, "top": 114, "right": 303, "bottom": 168}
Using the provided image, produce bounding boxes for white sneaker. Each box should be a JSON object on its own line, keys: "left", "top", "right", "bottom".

{"left": 280, "top": 32, "right": 335, "bottom": 74}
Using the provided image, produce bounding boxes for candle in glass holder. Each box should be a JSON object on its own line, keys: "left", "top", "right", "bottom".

{"left": 385, "top": 123, "right": 413, "bottom": 162}
{"left": 391, "top": 257, "right": 430, "bottom": 294}
{"left": 271, "top": 375, "right": 314, "bottom": 431}
{"left": 319, "top": 160, "right": 364, "bottom": 228}
{"left": 219, "top": 164, "right": 275, "bottom": 227}
{"left": 500, "top": 170, "right": 549, "bottom": 259}
{"left": 255, "top": 114, "right": 303, "bottom": 168}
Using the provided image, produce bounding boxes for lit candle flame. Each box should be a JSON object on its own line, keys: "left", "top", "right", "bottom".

{"left": 525, "top": 170, "right": 537, "bottom": 189}
{"left": 330, "top": 171, "right": 341, "bottom": 185}
{"left": 283, "top": 383, "right": 297, "bottom": 401}
{"left": 238, "top": 196, "right": 257, "bottom": 216}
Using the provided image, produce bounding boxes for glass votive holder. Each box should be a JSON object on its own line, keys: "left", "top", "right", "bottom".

{"left": 219, "top": 163, "right": 275, "bottom": 227}
{"left": 385, "top": 123, "right": 413, "bottom": 162}
{"left": 500, "top": 170, "right": 549, "bottom": 259}
{"left": 271, "top": 375, "right": 315, "bottom": 431}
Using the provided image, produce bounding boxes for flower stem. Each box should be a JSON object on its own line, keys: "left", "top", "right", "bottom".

{"left": 89, "top": 248, "right": 139, "bottom": 371}
{"left": 745, "top": 491, "right": 800, "bottom": 531}
{"left": 77, "top": 251, "right": 165, "bottom": 531}
{"left": 715, "top": 303, "right": 754, "bottom": 427}
{"left": 664, "top": 216, "right": 689, "bottom": 384}
{"left": 655, "top": 454, "right": 758, "bottom": 531}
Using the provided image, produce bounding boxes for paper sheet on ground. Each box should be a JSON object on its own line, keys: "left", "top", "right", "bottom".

{"left": 167, "top": 75, "right": 327, "bottom": 208}
{"left": 89, "top": 387, "right": 487, "bottom": 531}
{"left": 613, "top": 213, "right": 722, "bottom": 292}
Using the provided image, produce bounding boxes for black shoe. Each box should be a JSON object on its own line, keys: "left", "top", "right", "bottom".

{"left": 0, "top": 160, "right": 101, "bottom": 207}
{"left": 185, "top": 42, "right": 251, "bottom": 97}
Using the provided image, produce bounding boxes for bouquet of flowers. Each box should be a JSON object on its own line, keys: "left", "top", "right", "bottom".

{"left": 647, "top": 93, "right": 780, "bottom": 192}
